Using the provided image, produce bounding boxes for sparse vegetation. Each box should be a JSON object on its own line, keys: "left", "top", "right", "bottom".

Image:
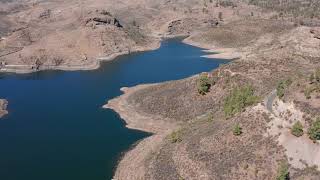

{"left": 206, "top": 113, "right": 214, "bottom": 123}
{"left": 248, "top": 0, "right": 320, "bottom": 24}
{"left": 168, "top": 130, "right": 182, "bottom": 143}
{"left": 308, "top": 117, "right": 320, "bottom": 141}
{"left": 276, "top": 161, "right": 290, "bottom": 180}
{"left": 233, "top": 123, "right": 242, "bottom": 136}
{"left": 309, "top": 68, "right": 320, "bottom": 84}
{"left": 277, "top": 79, "right": 292, "bottom": 99}
{"left": 224, "top": 85, "right": 259, "bottom": 117}
{"left": 305, "top": 69, "right": 320, "bottom": 99}
{"left": 304, "top": 86, "right": 316, "bottom": 99}
{"left": 218, "top": 0, "right": 237, "bottom": 8}
{"left": 291, "top": 121, "right": 304, "bottom": 137}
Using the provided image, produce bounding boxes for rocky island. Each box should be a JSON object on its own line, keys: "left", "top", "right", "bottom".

{"left": 0, "top": 99, "right": 8, "bottom": 118}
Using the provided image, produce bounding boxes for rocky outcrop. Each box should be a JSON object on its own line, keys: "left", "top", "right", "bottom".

{"left": 39, "top": 9, "right": 51, "bottom": 19}
{"left": 0, "top": 99, "right": 8, "bottom": 118}
{"left": 84, "top": 10, "right": 122, "bottom": 28}
{"left": 311, "top": 28, "right": 320, "bottom": 39}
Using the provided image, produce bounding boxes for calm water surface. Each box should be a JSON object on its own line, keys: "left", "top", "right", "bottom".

{"left": 0, "top": 39, "right": 227, "bottom": 180}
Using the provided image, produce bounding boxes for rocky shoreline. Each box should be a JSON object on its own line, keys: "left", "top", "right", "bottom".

{"left": 0, "top": 99, "right": 8, "bottom": 118}
{"left": 0, "top": 40, "right": 161, "bottom": 74}
{"left": 104, "top": 84, "right": 179, "bottom": 179}
{"left": 104, "top": 38, "right": 231, "bottom": 179}
{"left": 183, "top": 37, "right": 243, "bottom": 60}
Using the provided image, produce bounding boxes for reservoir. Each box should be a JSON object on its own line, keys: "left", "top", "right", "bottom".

{"left": 0, "top": 39, "right": 227, "bottom": 180}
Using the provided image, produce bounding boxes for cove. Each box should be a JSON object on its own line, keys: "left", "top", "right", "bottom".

{"left": 0, "top": 38, "right": 227, "bottom": 180}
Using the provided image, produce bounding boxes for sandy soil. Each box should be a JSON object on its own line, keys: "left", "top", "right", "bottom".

{"left": 183, "top": 37, "right": 242, "bottom": 60}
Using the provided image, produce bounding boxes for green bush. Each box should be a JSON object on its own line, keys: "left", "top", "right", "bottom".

{"left": 168, "top": 130, "right": 182, "bottom": 143}
{"left": 233, "top": 124, "right": 242, "bottom": 136}
{"left": 276, "top": 162, "right": 290, "bottom": 180}
{"left": 198, "top": 73, "right": 217, "bottom": 95}
{"left": 308, "top": 117, "right": 320, "bottom": 141}
{"left": 224, "top": 85, "right": 259, "bottom": 117}
{"left": 197, "top": 74, "right": 211, "bottom": 95}
{"left": 291, "top": 121, "right": 304, "bottom": 137}
{"left": 277, "top": 79, "right": 292, "bottom": 99}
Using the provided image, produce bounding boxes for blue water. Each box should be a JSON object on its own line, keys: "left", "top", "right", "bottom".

{"left": 0, "top": 38, "right": 227, "bottom": 180}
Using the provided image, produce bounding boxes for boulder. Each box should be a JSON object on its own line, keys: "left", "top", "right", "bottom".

{"left": 310, "top": 28, "right": 320, "bottom": 39}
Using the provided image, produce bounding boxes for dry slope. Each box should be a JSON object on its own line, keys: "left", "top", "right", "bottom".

{"left": 107, "top": 16, "right": 320, "bottom": 180}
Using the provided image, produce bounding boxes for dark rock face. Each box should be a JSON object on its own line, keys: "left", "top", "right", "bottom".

{"left": 39, "top": 9, "right": 51, "bottom": 19}
{"left": 310, "top": 28, "right": 320, "bottom": 39}
{"left": 92, "top": 17, "right": 122, "bottom": 27}
{"left": 85, "top": 10, "right": 122, "bottom": 28}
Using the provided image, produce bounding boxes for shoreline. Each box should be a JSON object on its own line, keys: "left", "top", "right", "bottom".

{"left": 1, "top": 33, "right": 240, "bottom": 178}
{"left": 104, "top": 84, "right": 178, "bottom": 179}
{"left": 105, "top": 37, "right": 240, "bottom": 179}
{"left": 182, "top": 36, "right": 243, "bottom": 60}
{"left": 0, "top": 40, "right": 161, "bottom": 74}
{"left": 103, "top": 84, "right": 177, "bottom": 134}
{"left": 0, "top": 35, "right": 237, "bottom": 74}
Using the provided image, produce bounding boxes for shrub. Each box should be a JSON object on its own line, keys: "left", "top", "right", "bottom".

{"left": 276, "top": 162, "right": 290, "bottom": 180}
{"left": 277, "top": 79, "right": 292, "bottom": 99}
{"left": 291, "top": 121, "right": 304, "bottom": 137}
{"left": 309, "top": 73, "right": 315, "bottom": 84}
{"left": 197, "top": 74, "right": 211, "bottom": 95}
{"left": 198, "top": 73, "right": 216, "bottom": 95}
{"left": 309, "top": 68, "right": 320, "bottom": 84}
{"left": 168, "top": 130, "right": 182, "bottom": 143}
{"left": 233, "top": 124, "right": 242, "bottom": 136}
{"left": 308, "top": 117, "right": 320, "bottom": 141}
{"left": 224, "top": 85, "right": 259, "bottom": 117}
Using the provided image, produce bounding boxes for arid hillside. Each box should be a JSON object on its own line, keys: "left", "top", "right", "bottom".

{"left": 0, "top": 0, "right": 265, "bottom": 73}
{"left": 105, "top": 1, "right": 320, "bottom": 179}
